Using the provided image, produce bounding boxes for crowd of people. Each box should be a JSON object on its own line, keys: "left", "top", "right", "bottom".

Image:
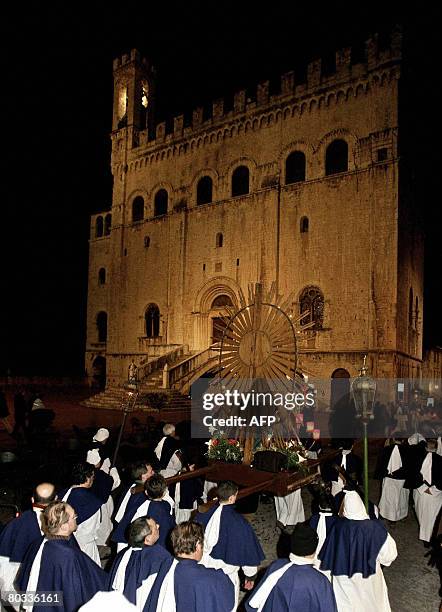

{"left": 0, "top": 419, "right": 441, "bottom": 611}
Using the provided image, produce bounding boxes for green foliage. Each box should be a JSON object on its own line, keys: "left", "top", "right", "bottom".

{"left": 206, "top": 435, "right": 243, "bottom": 463}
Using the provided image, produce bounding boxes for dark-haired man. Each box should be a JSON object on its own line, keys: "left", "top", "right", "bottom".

{"left": 112, "top": 474, "right": 175, "bottom": 551}
{"left": 114, "top": 461, "right": 155, "bottom": 523}
{"left": 16, "top": 501, "right": 106, "bottom": 612}
{"left": 108, "top": 516, "right": 172, "bottom": 608}
{"left": 0, "top": 483, "right": 56, "bottom": 607}
{"left": 246, "top": 524, "right": 337, "bottom": 612}
{"left": 195, "top": 480, "right": 264, "bottom": 608}
{"left": 58, "top": 462, "right": 103, "bottom": 564}
{"left": 145, "top": 521, "right": 235, "bottom": 612}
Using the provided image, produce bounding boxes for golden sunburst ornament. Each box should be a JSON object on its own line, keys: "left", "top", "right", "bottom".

{"left": 214, "top": 281, "right": 315, "bottom": 393}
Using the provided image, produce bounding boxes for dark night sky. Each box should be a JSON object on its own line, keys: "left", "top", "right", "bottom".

{"left": 1, "top": 2, "right": 440, "bottom": 376}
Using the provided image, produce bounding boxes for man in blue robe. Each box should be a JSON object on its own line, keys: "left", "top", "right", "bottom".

{"left": 112, "top": 474, "right": 175, "bottom": 551}
{"left": 246, "top": 524, "right": 337, "bottom": 612}
{"left": 309, "top": 493, "right": 337, "bottom": 576}
{"left": 108, "top": 516, "right": 172, "bottom": 607}
{"left": 87, "top": 449, "right": 121, "bottom": 547}
{"left": 145, "top": 521, "right": 235, "bottom": 612}
{"left": 0, "top": 483, "right": 56, "bottom": 608}
{"left": 16, "top": 501, "right": 107, "bottom": 612}
{"left": 195, "top": 480, "right": 265, "bottom": 608}
{"left": 114, "top": 461, "right": 155, "bottom": 524}
{"left": 318, "top": 490, "right": 397, "bottom": 612}
{"left": 58, "top": 462, "right": 103, "bottom": 564}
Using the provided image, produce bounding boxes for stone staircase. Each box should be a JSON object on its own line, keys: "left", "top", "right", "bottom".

{"left": 81, "top": 346, "right": 195, "bottom": 416}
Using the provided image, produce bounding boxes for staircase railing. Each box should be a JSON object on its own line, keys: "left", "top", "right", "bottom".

{"left": 166, "top": 344, "right": 221, "bottom": 390}
{"left": 138, "top": 345, "right": 189, "bottom": 383}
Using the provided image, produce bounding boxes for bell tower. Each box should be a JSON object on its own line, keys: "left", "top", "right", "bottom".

{"left": 112, "top": 49, "right": 156, "bottom": 148}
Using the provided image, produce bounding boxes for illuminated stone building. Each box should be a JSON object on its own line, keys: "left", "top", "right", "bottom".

{"left": 85, "top": 29, "right": 424, "bottom": 408}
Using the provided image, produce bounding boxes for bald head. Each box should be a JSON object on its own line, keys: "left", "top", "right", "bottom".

{"left": 33, "top": 483, "right": 56, "bottom": 506}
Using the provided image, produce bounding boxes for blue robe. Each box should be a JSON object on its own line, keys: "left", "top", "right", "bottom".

{"left": 112, "top": 495, "right": 175, "bottom": 547}
{"left": 108, "top": 543, "right": 172, "bottom": 604}
{"left": 58, "top": 487, "right": 103, "bottom": 524}
{"left": 144, "top": 557, "right": 235, "bottom": 612}
{"left": 16, "top": 537, "right": 107, "bottom": 612}
{"left": 0, "top": 509, "right": 41, "bottom": 562}
{"left": 245, "top": 559, "right": 338, "bottom": 612}
{"left": 318, "top": 517, "right": 387, "bottom": 578}
{"left": 195, "top": 503, "right": 264, "bottom": 566}
{"left": 91, "top": 469, "right": 114, "bottom": 503}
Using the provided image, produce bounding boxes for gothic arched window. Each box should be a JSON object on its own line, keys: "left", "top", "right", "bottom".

{"left": 104, "top": 214, "right": 112, "bottom": 236}
{"left": 285, "top": 151, "right": 306, "bottom": 184}
{"left": 300, "top": 216, "right": 309, "bottom": 233}
{"left": 145, "top": 303, "right": 160, "bottom": 338}
{"left": 97, "top": 311, "right": 108, "bottom": 342}
{"left": 132, "top": 196, "right": 144, "bottom": 222}
{"left": 231, "top": 165, "right": 250, "bottom": 197}
{"left": 299, "top": 286, "right": 324, "bottom": 330}
{"left": 154, "top": 189, "right": 168, "bottom": 217}
{"left": 95, "top": 216, "right": 103, "bottom": 238}
{"left": 197, "top": 176, "right": 213, "bottom": 205}
{"left": 325, "top": 139, "right": 348, "bottom": 175}
{"left": 98, "top": 268, "right": 106, "bottom": 285}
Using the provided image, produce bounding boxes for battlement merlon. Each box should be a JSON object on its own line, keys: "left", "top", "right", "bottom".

{"left": 111, "top": 28, "right": 401, "bottom": 149}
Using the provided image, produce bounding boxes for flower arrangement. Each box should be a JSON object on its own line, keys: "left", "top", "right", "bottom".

{"left": 206, "top": 434, "right": 243, "bottom": 463}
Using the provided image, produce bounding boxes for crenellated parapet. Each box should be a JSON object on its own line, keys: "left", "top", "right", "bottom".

{"left": 110, "top": 29, "right": 402, "bottom": 176}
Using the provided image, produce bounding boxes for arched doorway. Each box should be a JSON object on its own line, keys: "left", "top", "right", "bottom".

{"left": 210, "top": 294, "right": 234, "bottom": 343}
{"left": 330, "top": 368, "right": 351, "bottom": 410}
{"left": 92, "top": 356, "right": 106, "bottom": 390}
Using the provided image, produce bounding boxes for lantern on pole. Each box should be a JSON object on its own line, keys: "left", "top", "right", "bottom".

{"left": 351, "top": 355, "right": 376, "bottom": 511}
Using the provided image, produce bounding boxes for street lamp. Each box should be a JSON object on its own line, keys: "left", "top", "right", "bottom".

{"left": 351, "top": 355, "right": 376, "bottom": 511}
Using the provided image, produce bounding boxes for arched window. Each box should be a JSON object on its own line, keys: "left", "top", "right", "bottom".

{"left": 104, "top": 214, "right": 112, "bottom": 236}
{"left": 145, "top": 303, "right": 160, "bottom": 338}
{"left": 98, "top": 268, "right": 106, "bottom": 285}
{"left": 300, "top": 216, "right": 309, "bottom": 233}
{"left": 231, "top": 165, "right": 250, "bottom": 197}
{"left": 197, "top": 176, "right": 213, "bottom": 205}
{"left": 325, "top": 139, "right": 348, "bottom": 175}
{"left": 299, "top": 286, "right": 324, "bottom": 330}
{"left": 95, "top": 216, "right": 103, "bottom": 238}
{"left": 285, "top": 151, "right": 306, "bottom": 184}
{"left": 409, "top": 288, "right": 414, "bottom": 326}
{"left": 132, "top": 196, "right": 144, "bottom": 222}
{"left": 211, "top": 295, "right": 234, "bottom": 309}
{"left": 97, "top": 311, "right": 108, "bottom": 343}
{"left": 154, "top": 189, "right": 168, "bottom": 217}
{"left": 216, "top": 232, "right": 223, "bottom": 248}
{"left": 144, "top": 236, "right": 150, "bottom": 248}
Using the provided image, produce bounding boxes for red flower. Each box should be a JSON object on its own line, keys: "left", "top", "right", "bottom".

{"left": 228, "top": 439, "right": 236, "bottom": 445}
{"left": 212, "top": 439, "right": 219, "bottom": 446}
